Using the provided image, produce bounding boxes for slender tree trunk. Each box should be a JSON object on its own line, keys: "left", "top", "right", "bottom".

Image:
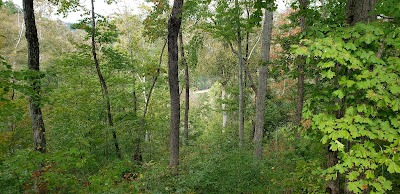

{"left": 11, "top": 12, "right": 24, "bottom": 101}
{"left": 221, "top": 82, "right": 227, "bottom": 130}
{"left": 167, "top": 0, "right": 183, "bottom": 168}
{"left": 254, "top": 8, "right": 273, "bottom": 159}
{"left": 229, "top": 43, "right": 257, "bottom": 95}
{"left": 294, "top": 0, "right": 308, "bottom": 134}
{"left": 23, "top": 0, "right": 46, "bottom": 154}
{"left": 132, "top": 74, "right": 138, "bottom": 113}
{"left": 128, "top": 39, "right": 138, "bottom": 115}
{"left": 133, "top": 39, "right": 167, "bottom": 163}
{"left": 234, "top": 0, "right": 245, "bottom": 148}
{"left": 90, "top": 0, "right": 121, "bottom": 159}
{"left": 179, "top": 31, "right": 189, "bottom": 146}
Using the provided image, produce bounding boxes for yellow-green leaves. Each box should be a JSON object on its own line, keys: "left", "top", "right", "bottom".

{"left": 298, "top": 21, "right": 400, "bottom": 193}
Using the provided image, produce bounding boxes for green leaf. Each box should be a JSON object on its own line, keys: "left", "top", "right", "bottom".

{"left": 321, "top": 69, "right": 335, "bottom": 79}
{"left": 389, "top": 85, "right": 400, "bottom": 94}
{"left": 363, "top": 33, "right": 377, "bottom": 44}
{"left": 387, "top": 162, "right": 400, "bottom": 173}
{"left": 333, "top": 89, "right": 345, "bottom": 99}
{"left": 347, "top": 182, "right": 361, "bottom": 193}
{"left": 335, "top": 140, "right": 344, "bottom": 151}
{"left": 358, "top": 80, "right": 373, "bottom": 89}
{"left": 348, "top": 171, "right": 359, "bottom": 181}
{"left": 382, "top": 179, "right": 392, "bottom": 191}
{"left": 345, "top": 42, "right": 357, "bottom": 51}
{"left": 365, "top": 170, "right": 374, "bottom": 179}
{"left": 294, "top": 46, "right": 309, "bottom": 56}
{"left": 319, "top": 61, "right": 335, "bottom": 68}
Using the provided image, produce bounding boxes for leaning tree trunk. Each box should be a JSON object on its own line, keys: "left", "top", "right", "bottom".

{"left": 167, "top": 0, "right": 184, "bottom": 168}
{"left": 90, "top": 0, "right": 121, "bottom": 159}
{"left": 133, "top": 40, "right": 167, "bottom": 163}
{"left": 235, "top": 0, "right": 245, "bottom": 148}
{"left": 254, "top": 8, "right": 273, "bottom": 159}
{"left": 179, "top": 31, "right": 189, "bottom": 146}
{"left": 23, "top": 0, "right": 46, "bottom": 154}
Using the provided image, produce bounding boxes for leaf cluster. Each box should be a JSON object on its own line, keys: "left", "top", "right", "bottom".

{"left": 294, "top": 21, "right": 400, "bottom": 193}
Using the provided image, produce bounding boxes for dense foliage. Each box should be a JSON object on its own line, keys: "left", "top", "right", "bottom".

{"left": 0, "top": 0, "right": 399, "bottom": 193}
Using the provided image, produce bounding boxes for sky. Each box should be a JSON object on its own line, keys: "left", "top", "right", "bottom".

{"left": 11, "top": 0, "right": 288, "bottom": 23}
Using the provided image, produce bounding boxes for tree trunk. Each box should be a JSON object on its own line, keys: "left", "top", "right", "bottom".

{"left": 133, "top": 39, "right": 167, "bottom": 163}
{"left": 326, "top": 149, "right": 340, "bottom": 194}
{"left": 167, "top": 0, "right": 183, "bottom": 168}
{"left": 235, "top": 0, "right": 244, "bottom": 148}
{"left": 346, "top": 0, "right": 377, "bottom": 25}
{"left": 23, "top": 0, "right": 46, "bottom": 154}
{"left": 221, "top": 82, "right": 227, "bottom": 130}
{"left": 11, "top": 12, "right": 24, "bottom": 101}
{"left": 90, "top": 0, "right": 121, "bottom": 159}
{"left": 228, "top": 43, "right": 257, "bottom": 95}
{"left": 342, "top": 1, "right": 377, "bottom": 193}
{"left": 128, "top": 39, "right": 138, "bottom": 115}
{"left": 294, "top": 0, "right": 308, "bottom": 134}
{"left": 23, "top": 1, "right": 46, "bottom": 192}
{"left": 254, "top": 8, "right": 273, "bottom": 159}
{"left": 179, "top": 31, "right": 189, "bottom": 146}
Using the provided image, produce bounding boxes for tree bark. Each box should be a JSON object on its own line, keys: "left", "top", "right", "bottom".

{"left": 294, "top": 0, "right": 308, "bottom": 134}
{"left": 179, "top": 31, "right": 189, "bottom": 146}
{"left": 234, "top": 0, "right": 245, "bottom": 148}
{"left": 90, "top": 0, "right": 121, "bottom": 159}
{"left": 346, "top": 0, "right": 377, "bottom": 25}
{"left": 23, "top": 1, "right": 46, "bottom": 192}
{"left": 254, "top": 8, "right": 273, "bottom": 159}
{"left": 167, "top": 0, "right": 183, "bottom": 168}
{"left": 326, "top": 148, "right": 340, "bottom": 194}
{"left": 23, "top": 0, "right": 46, "bottom": 154}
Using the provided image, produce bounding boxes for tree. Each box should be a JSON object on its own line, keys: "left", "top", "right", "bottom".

{"left": 179, "top": 31, "right": 190, "bottom": 146}
{"left": 23, "top": 0, "right": 46, "bottom": 154}
{"left": 327, "top": 1, "right": 377, "bottom": 193}
{"left": 168, "top": 0, "right": 184, "bottom": 168}
{"left": 293, "top": 0, "right": 308, "bottom": 136}
{"left": 90, "top": 0, "right": 121, "bottom": 159}
{"left": 293, "top": 0, "right": 400, "bottom": 193}
{"left": 234, "top": 0, "right": 245, "bottom": 148}
{"left": 134, "top": 39, "right": 168, "bottom": 163}
{"left": 254, "top": 6, "right": 273, "bottom": 159}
